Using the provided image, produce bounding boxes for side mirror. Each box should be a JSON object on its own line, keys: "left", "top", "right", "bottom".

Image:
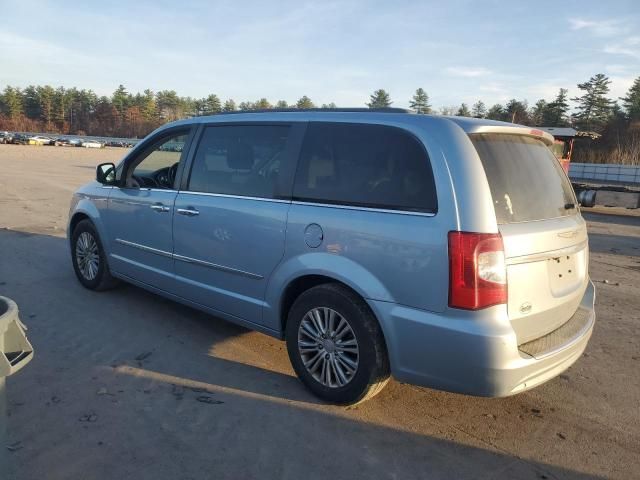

{"left": 96, "top": 163, "right": 116, "bottom": 185}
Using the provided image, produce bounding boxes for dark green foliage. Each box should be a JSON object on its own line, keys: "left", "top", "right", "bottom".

{"left": 410, "top": 88, "right": 431, "bottom": 114}
{"left": 367, "top": 89, "right": 392, "bottom": 108}
{"left": 572, "top": 74, "right": 614, "bottom": 132}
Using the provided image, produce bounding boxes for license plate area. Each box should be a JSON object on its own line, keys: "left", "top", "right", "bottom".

{"left": 547, "top": 253, "right": 583, "bottom": 297}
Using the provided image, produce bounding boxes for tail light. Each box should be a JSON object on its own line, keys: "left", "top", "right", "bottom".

{"left": 448, "top": 231, "right": 507, "bottom": 310}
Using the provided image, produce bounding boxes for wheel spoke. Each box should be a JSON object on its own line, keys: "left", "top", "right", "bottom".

{"left": 332, "top": 357, "right": 347, "bottom": 386}
{"left": 311, "top": 309, "right": 325, "bottom": 335}
{"left": 327, "top": 309, "right": 336, "bottom": 336}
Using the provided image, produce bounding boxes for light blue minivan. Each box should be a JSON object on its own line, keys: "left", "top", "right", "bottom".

{"left": 68, "top": 109, "right": 595, "bottom": 404}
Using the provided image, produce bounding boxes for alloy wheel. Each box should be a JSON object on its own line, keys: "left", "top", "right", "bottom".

{"left": 297, "top": 307, "right": 360, "bottom": 388}
{"left": 75, "top": 231, "right": 99, "bottom": 281}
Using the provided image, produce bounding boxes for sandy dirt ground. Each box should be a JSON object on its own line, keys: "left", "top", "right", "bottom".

{"left": 0, "top": 144, "right": 639, "bottom": 480}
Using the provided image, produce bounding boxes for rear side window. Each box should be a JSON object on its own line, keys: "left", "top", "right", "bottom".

{"left": 293, "top": 123, "right": 437, "bottom": 213}
{"left": 471, "top": 133, "right": 577, "bottom": 224}
{"left": 188, "top": 125, "right": 290, "bottom": 199}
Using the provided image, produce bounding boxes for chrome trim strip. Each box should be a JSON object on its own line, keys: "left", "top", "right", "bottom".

{"left": 291, "top": 200, "right": 436, "bottom": 217}
{"left": 179, "top": 191, "right": 290, "bottom": 204}
{"left": 173, "top": 253, "right": 263, "bottom": 279}
{"left": 506, "top": 240, "right": 588, "bottom": 265}
{"left": 115, "top": 239, "right": 173, "bottom": 258}
{"left": 114, "top": 239, "right": 263, "bottom": 279}
{"left": 117, "top": 187, "right": 179, "bottom": 193}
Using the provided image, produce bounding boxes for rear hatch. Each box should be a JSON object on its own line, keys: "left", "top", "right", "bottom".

{"left": 470, "top": 132, "right": 589, "bottom": 344}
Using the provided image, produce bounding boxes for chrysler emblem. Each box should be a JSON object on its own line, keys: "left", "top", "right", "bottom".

{"left": 520, "top": 302, "right": 532, "bottom": 314}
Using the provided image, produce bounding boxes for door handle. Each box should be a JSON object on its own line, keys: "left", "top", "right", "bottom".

{"left": 150, "top": 203, "right": 170, "bottom": 213}
{"left": 177, "top": 207, "right": 199, "bottom": 217}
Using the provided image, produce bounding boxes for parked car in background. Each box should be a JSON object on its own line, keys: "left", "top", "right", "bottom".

{"left": 68, "top": 109, "right": 596, "bottom": 404}
{"left": 80, "top": 139, "right": 104, "bottom": 148}
{"left": 28, "top": 135, "right": 54, "bottom": 145}
{"left": 0, "top": 132, "right": 13, "bottom": 144}
{"left": 10, "top": 134, "right": 29, "bottom": 145}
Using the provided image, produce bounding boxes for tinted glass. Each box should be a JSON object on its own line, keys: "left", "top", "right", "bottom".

{"left": 293, "top": 123, "right": 437, "bottom": 213}
{"left": 471, "top": 133, "right": 577, "bottom": 224}
{"left": 188, "top": 125, "right": 290, "bottom": 198}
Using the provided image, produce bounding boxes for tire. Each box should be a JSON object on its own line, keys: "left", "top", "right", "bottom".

{"left": 286, "top": 283, "right": 390, "bottom": 404}
{"left": 70, "top": 219, "right": 118, "bottom": 291}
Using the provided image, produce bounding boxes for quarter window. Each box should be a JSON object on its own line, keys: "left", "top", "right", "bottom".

{"left": 293, "top": 123, "right": 437, "bottom": 213}
{"left": 188, "top": 125, "right": 290, "bottom": 199}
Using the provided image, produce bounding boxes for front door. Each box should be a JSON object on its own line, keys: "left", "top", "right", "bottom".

{"left": 105, "top": 129, "right": 191, "bottom": 291}
{"left": 172, "top": 123, "right": 302, "bottom": 326}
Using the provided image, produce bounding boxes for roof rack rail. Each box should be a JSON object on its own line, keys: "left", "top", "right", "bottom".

{"left": 215, "top": 107, "right": 414, "bottom": 115}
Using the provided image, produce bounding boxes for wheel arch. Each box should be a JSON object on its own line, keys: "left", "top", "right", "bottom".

{"left": 68, "top": 200, "right": 110, "bottom": 255}
{"left": 275, "top": 272, "right": 392, "bottom": 363}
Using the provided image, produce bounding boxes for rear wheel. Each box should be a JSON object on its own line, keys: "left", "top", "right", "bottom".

{"left": 286, "top": 283, "right": 390, "bottom": 404}
{"left": 71, "top": 219, "right": 118, "bottom": 291}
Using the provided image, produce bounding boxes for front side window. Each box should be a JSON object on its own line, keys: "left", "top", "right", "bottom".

{"left": 126, "top": 132, "right": 188, "bottom": 189}
{"left": 292, "top": 123, "right": 437, "bottom": 213}
{"left": 187, "top": 125, "right": 290, "bottom": 199}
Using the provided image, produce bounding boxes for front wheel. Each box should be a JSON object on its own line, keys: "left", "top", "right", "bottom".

{"left": 286, "top": 283, "right": 390, "bottom": 404}
{"left": 71, "top": 219, "right": 118, "bottom": 291}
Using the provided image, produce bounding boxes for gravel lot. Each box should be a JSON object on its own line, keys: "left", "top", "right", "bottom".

{"left": 1, "top": 144, "right": 639, "bottom": 480}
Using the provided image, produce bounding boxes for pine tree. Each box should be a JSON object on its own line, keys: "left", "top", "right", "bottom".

{"left": 486, "top": 104, "right": 504, "bottom": 121}
{"left": 471, "top": 100, "right": 487, "bottom": 118}
{"left": 37, "top": 85, "right": 55, "bottom": 129}
{"left": 572, "top": 74, "right": 614, "bottom": 131}
{"left": 203, "top": 94, "right": 222, "bottom": 114}
{"left": 367, "top": 89, "right": 392, "bottom": 108}
{"left": 456, "top": 103, "right": 471, "bottom": 117}
{"left": 409, "top": 88, "right": 431, "bottom": 113}
{"left": 275, "top": 100, "right": 289, "bottom": 108}
{"left": 543, "top": 88, "right": 570, "bottom": 126}
{"left": 620, "top": 76, "right": 640, "bottom": 121}
{"left": 321, "top": 102, "right": 337, "bottom": 109}
{"left": 0, "top": 86, "right": 24, "bottom": 119}
{"left": 111, "top": 84, "right": 130, "bottom": 119}
{"left": 505, "top": 99, "right": 529, "bottom": 124}
{"left": 296, "top": 96, "right": 315, "bottom": 109}
{"left": 530, "top": 99, "right": 547, "bottom": 126}
{"left": 140, "top": 89, "right": 157, "bottom": 121}
{"left": 254, "top": 98, "right": 272, "bottom": 109}
{"left": 223, "top": 99, "right": 237, "bottom": 112}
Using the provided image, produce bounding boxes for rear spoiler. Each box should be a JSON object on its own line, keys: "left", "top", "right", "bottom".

{"left": 466, "top": 125, "right": 555, "bottom": 146}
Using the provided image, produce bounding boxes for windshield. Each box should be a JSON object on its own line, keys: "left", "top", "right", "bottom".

{"left": 470, "top": 133, "right": 577, "bottom": 224}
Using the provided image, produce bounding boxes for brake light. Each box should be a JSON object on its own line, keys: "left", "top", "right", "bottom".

{"left": 448, "top": 231, "right": 507, "bottom": 310}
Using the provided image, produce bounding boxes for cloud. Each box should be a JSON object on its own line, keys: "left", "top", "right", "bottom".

{"left": 603, "top": 36, "right": 640, "bottom": 59}
{"left": 568, "top": 18, "right": 624, "bottom": 37}
{"left": 446, "top": 67, "right": 492, "bottom": 77}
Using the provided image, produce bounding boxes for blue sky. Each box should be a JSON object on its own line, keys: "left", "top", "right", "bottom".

{"left": 1, "top": 0, "right": 639, "bottom": 110}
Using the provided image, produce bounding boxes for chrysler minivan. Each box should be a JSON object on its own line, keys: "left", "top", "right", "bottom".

{"left": 68, "top": 109, "right": 595, "bottom": 404}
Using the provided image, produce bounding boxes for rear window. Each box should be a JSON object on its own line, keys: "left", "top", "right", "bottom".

{"left": 471, "top": 133, "right": 577, "bottom": 224}
{"left": 293, "top": 122, "right": 437, "bottom": 213}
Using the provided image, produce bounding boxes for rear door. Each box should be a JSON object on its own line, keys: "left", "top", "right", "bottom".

{"left": 171, "top": 123, "right": 304, "bottom": 325}
{"left": 471, "top": 133, "right": 588, "bottom": 343}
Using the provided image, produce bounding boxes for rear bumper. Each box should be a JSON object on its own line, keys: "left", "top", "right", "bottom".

{"left": 369, "top": 280, "right": 595, "bottom": 397}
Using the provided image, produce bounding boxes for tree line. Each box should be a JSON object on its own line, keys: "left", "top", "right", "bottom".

{"left": 1, "top": 73, "right": 639, "bottom": 163}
